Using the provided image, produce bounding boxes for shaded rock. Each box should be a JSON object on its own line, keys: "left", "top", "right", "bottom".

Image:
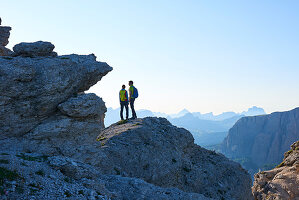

{"left": 99, "top": 175, "right": 212, "bottom": 200}
{"left": 0, "top": 53, "right": 112, "bottom": 138}
{"left": 0, "top": 151, "right": 212, "bottom": 200}
{"left": 13, "top": 41, "right": 56, "bottom": 57}
{"left": 0, "top": 26, "right": 11, "bottom": 46}
{"left": 0, "top": 19, "right": 12, "bottom": 56}
{"left": 252, "top": 141, "right": 299, "bottom": 200}
{"left": 0, "top": 46, "right": 13, "bottom": 56}
{"left": 58, "top": 93, "right": 106, "bottom": 118}
{"left": 221, "top": 107, "right": 299, "bottom": 175}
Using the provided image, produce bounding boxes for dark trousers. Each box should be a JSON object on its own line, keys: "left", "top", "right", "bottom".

{"left": 130, "top": 98, "right": 137, "bottom": 119}
{"left": 120, "top": 101, "right": 129, "bottom": 120}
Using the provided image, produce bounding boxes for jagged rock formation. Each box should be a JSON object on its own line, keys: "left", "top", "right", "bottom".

{"left": 221, "top": 107, "right": 299, "bottom": 174}
{"left": 0, "top": 47, "right": 112, "bottom": 138}
{"left": 0, "top": 17, "right": 13, "bottom": 56}
{"left": 252, "top": 141, "right": 299, "bottom": 200}
{"left": 0, "top": 20, "right": 253, "bottom": 199}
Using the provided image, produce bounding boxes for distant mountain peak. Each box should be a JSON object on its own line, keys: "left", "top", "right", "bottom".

{"left": 241, "top": 106, "right": 266, "bottom": 116}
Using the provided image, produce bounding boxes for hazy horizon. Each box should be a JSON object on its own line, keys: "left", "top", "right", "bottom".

{"left": 1, "top": 0, "right": 298, "bottom": 114}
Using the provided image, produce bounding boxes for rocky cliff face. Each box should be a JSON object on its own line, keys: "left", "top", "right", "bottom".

{"left": 221, "top": 107, "right": 299, "bottom": 173}
{"left": 0, "top": 20, "right": 253, "bottom": 199}
{"left": 252, "top": 141, "right": 299, "bottom": 200}
{"left": 0, "top": 18, "right": 13, "bottom": 56}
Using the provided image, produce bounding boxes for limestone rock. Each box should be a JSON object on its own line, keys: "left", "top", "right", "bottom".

{"left": 252, "top": 141, "right": 299, "bottom": 200}
{"left": 90, "top": 118, "right": 252, "bottom": 200}
{"left": 13, "top": 41, "right": 56, "bottom": 57}
{"left": 221, "top": 107, "right": 299, "bottom": 175}
{"left": 0, "top": 151, "right": 212, "bottom": 200}
{"left": 0, "top": 46, "right": 13, "bottom": 56}
{"left": 0, "top": 26, "right": 11, "bottom": 46}
{"left": 0, "top": 18, "right": 12, "bottom": 56}
{"left": 58, "top": 93, "right": 106, "bottom": 118}
{"left": 0, "top": 53, "right": 112, "bottom": 138}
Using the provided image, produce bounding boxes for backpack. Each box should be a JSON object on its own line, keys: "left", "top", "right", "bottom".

{"left": 133, "top": 86, "right": 139, "bottom": 98}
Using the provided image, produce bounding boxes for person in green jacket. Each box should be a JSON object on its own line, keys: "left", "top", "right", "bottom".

{"left": 119, "top": 84, "right": 129, "bottom": 120}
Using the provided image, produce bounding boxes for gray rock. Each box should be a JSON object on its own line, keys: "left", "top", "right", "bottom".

{"left": 0, "top": 46, "right": 13, "bottom": 56}
{"left": 252, "top": 141, "right": 299, "bottom": 200}
{"left": 0, "top": 53, "right": 112, "bottom": 138}
{"left": 0, "top": 26, "right": 11, "bottom": 46}
{"left": 58, "top": 93, "right": 106, "bottom": 118}
{"left": 21, "top": 117, "right": 252, "bottom": 199}
{"left": 13, "top": 41, "right": 56, "bottom": 57}
{"left": 99, "top": 175, "right": 212, "bottom": 200}
{"left": 221, "top": 107, "right": 299, "bottom": 175}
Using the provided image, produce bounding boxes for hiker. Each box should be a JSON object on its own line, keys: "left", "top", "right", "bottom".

{"left": 119, "top": 84, "right": 129, "bottom": 120}
{"left": 128, "top": 80, "right": 138, "bottom": 119}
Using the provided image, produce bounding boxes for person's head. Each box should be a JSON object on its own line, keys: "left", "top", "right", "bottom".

{"left": 129, "top": 80, "right": 133, "bottom": 86}
{"left": 122, "top": 85, "right": 126, "bottom": 89}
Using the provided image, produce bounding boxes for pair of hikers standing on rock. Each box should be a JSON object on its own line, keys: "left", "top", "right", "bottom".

{"left": 119, "top": 80, "right": 138, "bottom": 120}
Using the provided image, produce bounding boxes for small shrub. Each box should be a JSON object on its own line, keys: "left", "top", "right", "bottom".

{"left": 60, "top": 57, "right": 69, "bottom": 59}
{"left": 15, "top": 185, "right": 24, "bottom": 194}
{"left": 35, "top": 170, "right": 45, "bottom": 176}
{"left": 0, "top": 153, "right": 9, "bottom": 156}
{"left": 0, "top": 167, "right": 22, "bottom": 186}
{"left": 183, "top": 167, "right": 191, "bottom": 173}
{"left": 29, "top": 188, "right": 39, "bottom": 195}
{"left": 0, "top": 159, "right": 9, "bottom": 164}
{"left": 78, "top": 190, "right": 84, "bottom": 195}
{"left": 276, "top": 161, "right": 285, "bottom": 168}
{"left": 114, "top": 168, "right": 120, "bottom": 175}
{"left": 143, "top": 164, "right": 149, "bottom": 170}
{"left": 64, "top": 190, "right": 72, "bottom": 197}
{"left": 172, "top": 158, "right": 177, "bottom": 163}
{"left": 2, "top": 57, "right": 13, "bottom": 60}
{"left": 117, "top": 120, "right": 128, "bottom": 125}
{"left": 97, "top": 136, "right": 106, "bottom": 141}
{"left": 16, "top": 153, "right": 48, "bottom": 162}
{"left": 64, "top": 177, "right": 73, "bottom": 183}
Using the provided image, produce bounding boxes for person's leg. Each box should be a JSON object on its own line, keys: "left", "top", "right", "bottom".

{"left": 130, "top": 98, "right": 137, "bottom": 119}
{"left": 125, "top": 103, "right": 129, "bottom": 120}
{"left": 120, "top": 103, "right": 124, "bottom": 120}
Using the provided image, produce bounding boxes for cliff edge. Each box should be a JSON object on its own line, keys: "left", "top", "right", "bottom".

{"left": 252, "top": 141, "right": 299, "bottom": 200}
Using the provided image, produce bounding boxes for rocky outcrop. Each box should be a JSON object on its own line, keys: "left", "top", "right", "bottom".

{"left": 0, "top": 18, "right": 13, "bottom": 56}
{"left": 252, "top": 141, "right": 299, "bottom": 200}
{"left": 91, "top": 118, "right": 251, "bottom": 200}
{"left": 0, "top": 20, "right": 253, "bottom": 199}
{"left": 221, "top": 107, "right": 299, "bottom": 174}
{"left": 0, "top": 53, "right": 112, "bottom": 138}
{"left": 1, "top": 117, "right": 253, "bottom": 200}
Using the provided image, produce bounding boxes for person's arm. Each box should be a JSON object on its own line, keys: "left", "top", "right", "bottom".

{"left": 125, "top": 91, "right": 128, "bottom": 101}
{"left": 129, "top": 87, "right": 132, "bottom": 100}
{"left": 119, "top": 91, "right": 121, "bottom": 103}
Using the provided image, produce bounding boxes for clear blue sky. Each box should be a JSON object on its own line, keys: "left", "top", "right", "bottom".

{"left": 1, "top": 0, "right": 298, "bottom": 114}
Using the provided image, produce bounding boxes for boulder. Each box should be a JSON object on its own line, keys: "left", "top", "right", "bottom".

{"left": 57, "top": 93, "right": 106, "bottom": 118}
{"left": 13, "top": 41, "right": 56, "bottom": 57}
{"left": 252, "top": 141, "right": 299, "bottom": 200}
{"left": 0, "top": 53, "right": 112, "bottom": 138}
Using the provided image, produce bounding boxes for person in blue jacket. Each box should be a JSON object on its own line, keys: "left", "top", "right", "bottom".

{"left": 119, "top": 84, "right": 129, "bottom": 120}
